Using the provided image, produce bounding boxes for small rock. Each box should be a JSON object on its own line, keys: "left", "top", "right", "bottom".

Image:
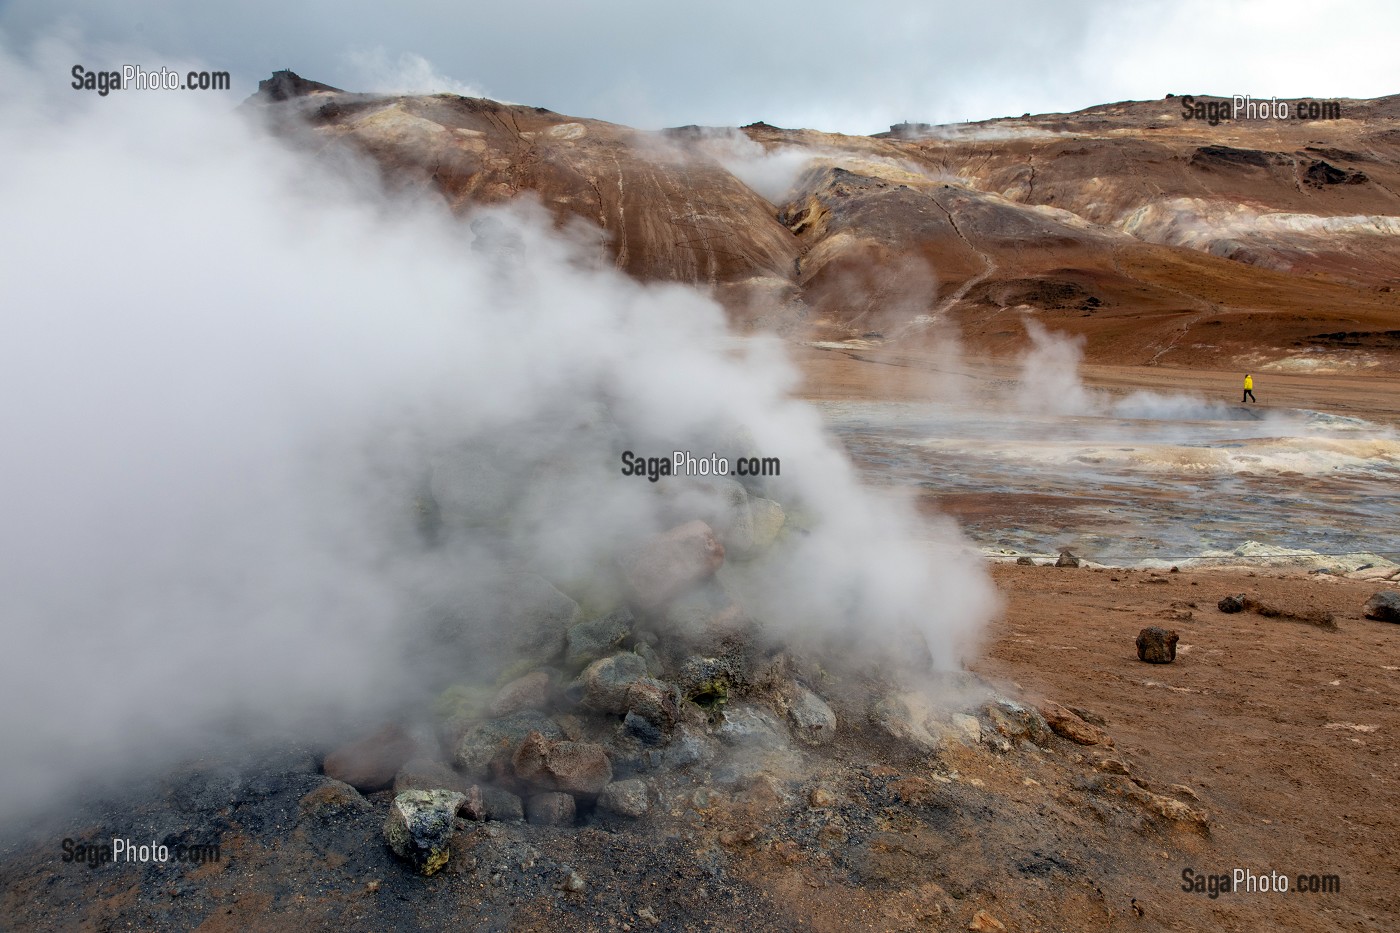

{"left": 787, "top": 686, "right": 837, "bottom": 745}
{"left": 624, "top": 679, "right": 678, "bottom": 729}
{"left": 636, "top": 906, "right": 661, "bottom": 927}
{"left": 1055, "top": 549, "right": 1080, "bottom": 568}
{"left": 478, "top": 785, "right": 525, "bottom": 821}
{"left": 716, "top": 704, "right": 787, "bottom": 747}
{"left": 623, "top": 710, "right": 665, "bottom": 745}
{"left": 622, "top": 520, "right": 725, "bottom": 609}
{"left": 299, "top": 779, "right": 370, "bottom": 818}
{"left": 1095, "top": 757, "right": 1130, "bottom": 775}
{"left": 1015, "top": 556, "right": 1036, "bottom": 566}
{"left": 1364, "top": 590, "right": 1400, "bottom": 623}
{"left": 488, "top": 671, "right": 552, "bottom": 717}
{"left": 1040, "top": 702, "right": 1114, "bottom": 746}
{"left": 560, "top": 870, "right": 586, "bottom": 893}
{"left": 968, "top": 909, "right": 1006, "bottom": 932}
{"left": 393, "top": 758, "right": 472, "bottom": 797}
{"left": 323, "top": 724, "right": 418, "bottom": 793}
{"left": 512, "top": 732, "right": 614, "bottom": 795}
{"left": 984, "top": 698, "right": 1052, "bottom": 746}
{"left": 383, "top": 789, "right": 466, "bottom": 875}
{"left": 565, "top": 610, "right": 634, "bottom": 669}
{"left": 871, "top": 696, "right": 940, "bottom": 753}
{"left": 525, "top": 791, "right": 576, "bottom": 826}
{"left": 576, "top": 653, "right": 653, "bottom": 714}
{"left": 1218, "top": 594, "right": 1246, "bottom": 613}
{"left": 1136, "top": 626, "right": 1179, "bottom": 664}
{"left": 454, "top": 712, "right": 563, "bottom": 779}
{"left": 809, "top": 785, "right": 837, "bottom": 808}
{"left": 597, "top": 778, "right": 650, "bottom": 817}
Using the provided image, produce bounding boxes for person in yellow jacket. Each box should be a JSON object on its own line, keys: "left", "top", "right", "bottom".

{"left": 1242, "top": 373, "right": 1256, "bottom": 403}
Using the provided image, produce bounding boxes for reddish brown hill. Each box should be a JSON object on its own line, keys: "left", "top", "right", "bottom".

{"left": 249, "top": 76, "right": 1400, "bottom": 370}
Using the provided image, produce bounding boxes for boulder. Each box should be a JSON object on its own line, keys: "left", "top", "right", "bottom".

{"left": 1039, "top": 702, "right": 1113, "bottom": 746}
{"left": 576, "top": 653, "right": 654, "bottom": 714}
{"left": 1055, "top": 549, "right": 1080, "bottom": 568}
{"left": 597, "top": 778, "right": 650, "bottom": 818}
{"left": 488, "top": 671, "right": 552, "bottom": 717}
{"left": 787, "top": 687, "right": 837, "bottom": 746}
{"left": 511, "top": 732, "right": 614, "bottom": 795}
{"left": 383, "top": 789, "right": 466, "bottom": 875}
{"left": 322, "top": 724, "right": 418, "bottom": 793}
{"left": 565, "top": 610, "right": 634, "bottom": 669}
{"left": 622, "top": 520, "right": 725, "bottom": 609}
{"left": 1136, "top": 626, "right": 1179, "bottom": 663}
{"left": 1015, "top": 556, "right": 1036, "bottom": 566}
{"left": 1218, "top": 594, "right": 1246, "bottom": 613}
{"left": 525, "top": 792, "right": 576, "bottom": 826}
{"left": 454, "top": 712, "right": 563, "bottom": 778}
{"left": 1364, "top": 590, "right": 1400, "bottom": 623}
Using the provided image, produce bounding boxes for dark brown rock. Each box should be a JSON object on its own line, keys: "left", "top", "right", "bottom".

{"left": 1364, "top": 590, "right": 1400, "bottom": 623}
{"left": 622, "top": 520, "right": 725, "bottom": 609}
{"left": 511, "top": 731, "right": 613, "bottom": 795}
{"left": 322, "top": 724, "right": 418, "bottom": 793}
{"left": 1136, "top": 626, "right": 1179, "bottom": 663}
{"left": 1218, "top": 594, "right": 1246, "bottom": 613}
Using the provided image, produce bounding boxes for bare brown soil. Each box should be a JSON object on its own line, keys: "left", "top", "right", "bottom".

{"left": 975, "top": 563, "right": 1400, "bottom": 931}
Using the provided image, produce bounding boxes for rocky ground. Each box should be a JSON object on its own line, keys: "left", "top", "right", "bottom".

{"left": 3, "top": 558, "right": 1395, "bottom": 932}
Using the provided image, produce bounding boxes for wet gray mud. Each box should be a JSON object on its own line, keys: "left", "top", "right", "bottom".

{"left": 821, "top": 401, "right": 1400, "bottom": 564}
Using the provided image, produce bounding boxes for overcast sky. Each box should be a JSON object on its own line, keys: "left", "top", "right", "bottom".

{"left": 2, "top": 0, "right": 1396, "bottom": 133}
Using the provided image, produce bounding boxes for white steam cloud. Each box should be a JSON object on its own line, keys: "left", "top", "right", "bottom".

{"left": 0, "top": 38, "right": 994, "bottom": 822}
{"left": 1015, "top": 318, "right": 1248, "bottom": 421}
{"left": 344, "top": 47, "right": 492, "bottom": 99}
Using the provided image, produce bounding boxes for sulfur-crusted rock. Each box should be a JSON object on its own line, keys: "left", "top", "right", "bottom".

{"left": 383, "top": 789, "right": 466, "bottom": 875}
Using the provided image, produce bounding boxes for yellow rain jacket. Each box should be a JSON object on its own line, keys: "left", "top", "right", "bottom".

{"left": 1244, "top": 375, "right": 1253, "bottom": 390}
